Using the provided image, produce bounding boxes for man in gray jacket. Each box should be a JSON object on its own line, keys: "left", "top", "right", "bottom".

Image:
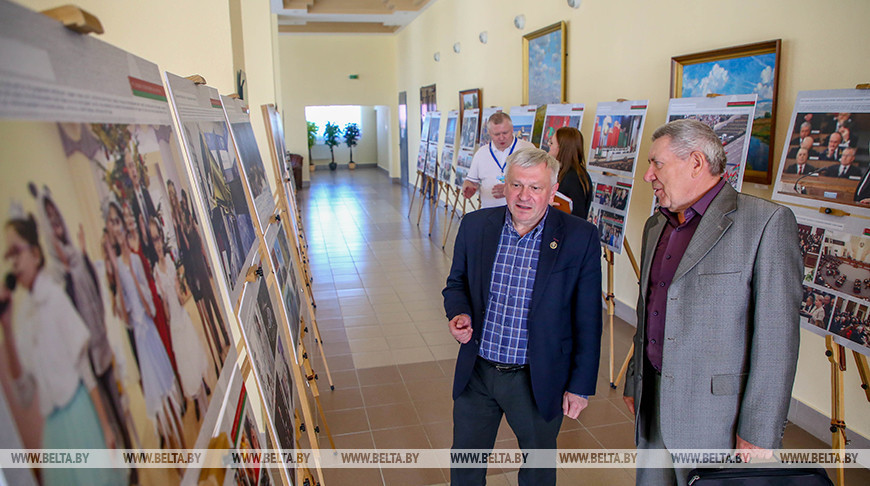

{"left": 623, "top": 119, "right": 802, "bottom": 485}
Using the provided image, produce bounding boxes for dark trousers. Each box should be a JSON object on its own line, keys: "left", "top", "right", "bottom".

{"left": 451, "top": 357, "right": 562, "bottom": 486}
{"left": 636, "top": 361, "right": 688, "bottom": 486}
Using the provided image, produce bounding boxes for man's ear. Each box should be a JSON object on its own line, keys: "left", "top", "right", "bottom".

{"left": 690, "top": 151, "right": 707, "bottom": 178}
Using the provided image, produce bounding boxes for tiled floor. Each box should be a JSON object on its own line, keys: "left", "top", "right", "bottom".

{"left": 298, "top": 167, "right": 868, "bottom": 485}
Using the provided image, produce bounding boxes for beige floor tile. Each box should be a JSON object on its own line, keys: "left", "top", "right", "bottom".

{"left": 392, "top": 346, "right": 436, "bottom": 364}
{"left": 386, "top": 333, "right": 427, "bottom": 349}
{"left": 344, "top": 325, "right": 384, "bottom": 340}
{"left": 342, "top": 315, "right": 379, "bottom": 327}
{"left": 348, "top": 336, "right": 390, "bottom": 353}
{"left": 380, "top": 323, "right": 421, "bottom": 336}
{"left": 373, "top": 302, "right": 407, "bottom": 315}
{"left": 352, "top": 350, "right": 395, "bottom": 369}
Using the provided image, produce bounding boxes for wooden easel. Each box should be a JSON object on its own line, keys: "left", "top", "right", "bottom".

{"left": 416, "top": 159, "right": 436, "bottom": 227}
{"left": 228, "top": 103, "right": 329, "bottom": 484}
{"left": 261, "top": 104, "right": 334, "bottom": 390}
{"left": 408, "top": 169, "right": 424, "bottom": 219}
{"left": 604, "top": 240, "right": 641, "bottom": 388}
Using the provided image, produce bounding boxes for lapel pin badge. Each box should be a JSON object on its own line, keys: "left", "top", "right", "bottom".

{"left": 550, "top": 240, "right": 558, "bottom": 250}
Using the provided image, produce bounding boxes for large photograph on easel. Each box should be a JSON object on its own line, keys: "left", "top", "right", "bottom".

{"left": 223, "top": 96, "right": 275, "bottom": 231}
{"left": 166, "top": 74, "right": 258, "bottom": 306}
{"left": 0, "top": 3, "right": 235, "bottom": 484}
{"left": 772, "top": 90, "right": 870, "bottom": 215}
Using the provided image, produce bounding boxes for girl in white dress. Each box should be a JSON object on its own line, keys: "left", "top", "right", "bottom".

{"left": 149, "top": 217, "right": 211, "bottom": 421}
{"left": 103, "top": 201, "right": 185, "bottom": 448}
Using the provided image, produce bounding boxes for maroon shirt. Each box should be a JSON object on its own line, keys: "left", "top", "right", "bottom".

{"left": 645, "top": 178, "right": 726, "bottom": 371}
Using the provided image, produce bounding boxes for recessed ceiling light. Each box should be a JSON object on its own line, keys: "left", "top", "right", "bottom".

{"left": 433, "top": 52, "right": 440, "bottom": 62}
{"left": 453, "top": 42, "right": 461, "bottom": 53}
{"left": 479, "top": 31, "right": 488, "bottom": 44}
{"left": 567, "top": 0, "right": 582, "bottom": 8}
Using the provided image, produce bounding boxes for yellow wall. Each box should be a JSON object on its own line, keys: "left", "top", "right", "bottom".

{"left": 237, "top": 0, "right": 282, "bottom": 195}
{"left": 17, "top": 0, "right": 236, "bottom": 94}
{"left": 277, "top": 34, "right": 399, "bottom": 182}
{"left": 391, "top": 0, "right": 870, "bottom": 439}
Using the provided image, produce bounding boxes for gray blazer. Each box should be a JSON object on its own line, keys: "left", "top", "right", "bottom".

{"left": 623, "top": 183, "right": 802, "bottom": 450}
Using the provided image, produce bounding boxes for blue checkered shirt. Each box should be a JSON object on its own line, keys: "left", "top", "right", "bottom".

{"left": 478, "top": 209, "right": 547, "bottom": 364}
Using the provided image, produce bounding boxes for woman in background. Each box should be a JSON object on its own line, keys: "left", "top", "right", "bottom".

{"left": 547, "top": 127, "right": 594, "bottom": 219}
{"left": 149, "top": 216, "right": 211, "bottom": 422}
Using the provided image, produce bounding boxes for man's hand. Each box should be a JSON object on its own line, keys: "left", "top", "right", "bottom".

{"left": 448, "top": 314, "right": 473, "bottom": 344}
{"left": 462, "top": 181, "right": 479, "bottom": 199}
{"left": 491, "top": 183, "right": 505, "bottom": 199}
{"left": 859, "top": 198, "right": 870, "bottom": 205}
{"left": 562, "top": 392, "right": 588, "bottom": 419}
{"left": 623, "top": 396, "right": 635, "bottom": 415}
{"left": 735, "top": 435, "right": 773, "bottom": 463}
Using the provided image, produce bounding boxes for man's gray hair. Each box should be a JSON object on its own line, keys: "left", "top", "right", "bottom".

{"left": 487, "top": 111, "right": 512, "bottom": 127}
{"left": 505, "top": 147, "right": 559, "bottom": 185}
{"left": 651, "top": 119, "right": 727, "bottom": 175}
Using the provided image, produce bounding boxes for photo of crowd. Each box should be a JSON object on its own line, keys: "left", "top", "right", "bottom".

{"left": 1, "top": 121, "right": 232, "bottom": 485}
{"left": 439, "top": 145, "right": 455, "bottom": 185}
{"left": 426, "top": 142, "right": 439, "bottom": 178}
{"left": 459, "top": 112, "right": 479, "bottom": 150}
{"left": 668, "top": 113, "right": 751, "bottom": 189}
{"left": 588, "top": 114, "right": 645, "bottom": 174}
{"left": 230, "top": 120, "right": 273, "bottom": 228}
{"left": 800, "top": 285, "right": 835, "bottom": 331}
{"left": 798, "top": 223, "right": 825, "bottom": 281}
{"left": 416, "top": 141, "right": 428, "bottom": 172}
{"left": 814, "top": 230, "right": 870, "bottom": 301}
{"left": 776, "top": 111, "right": 870, "bottom": 210}
{"left": 593, "top": 209, "right": 626, "bottom": 253}
{"left": 594, "top": 183, "right": 629, "bottom": 212}
{"left": 454, "top": 150, "right": 474, "bottom": 187}
{"left": 181, "top": 121, "right": 257, "bottom": 299}
{"left": 829, "top": 297, "right": 870, "bottom": 350}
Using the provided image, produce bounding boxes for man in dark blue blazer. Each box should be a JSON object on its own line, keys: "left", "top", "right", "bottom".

{"left": 443, "top": 147, "right": 602, "bottom": 485}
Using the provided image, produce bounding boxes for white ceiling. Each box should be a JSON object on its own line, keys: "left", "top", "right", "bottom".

{"left": 271, "top": 0, "right": 436, "bottom": 34}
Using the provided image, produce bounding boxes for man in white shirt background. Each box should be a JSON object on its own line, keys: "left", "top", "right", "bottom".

{"left": 462, "top": 112, "right": 535, "bottom": 208}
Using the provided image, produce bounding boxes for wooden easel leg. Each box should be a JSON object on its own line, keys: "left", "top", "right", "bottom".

{"left": 428, "top": 181, "right": 439, "bottom": 236}
{"left": 442, "top": 188, "right": 461, "bottom": 249}
{"left": 416, "top": 176, "right": 429, "bottom": 226}
{"left": 606, "top": 249, "right": 616, "bottom": 388}
{"left": 613, "top": 240, "right": 642, "bottom": 389}
{"left": 825, "top": 336, "right": 846, "bottom": 486}
{"left": 853, "top": 351, "right": 870, "bottom": 401}
{"left": 407, "top": 171, "right": 421, "bottom": 218}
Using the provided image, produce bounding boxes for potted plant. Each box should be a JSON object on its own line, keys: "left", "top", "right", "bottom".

{"left": 343, "top": 122, "right": 360, "bottom": 170}
{"left": 322, "top": 122, "right": 341, "bottom": 171}
{"left": 306, "top": 121, "right": 318, "bottom": 173}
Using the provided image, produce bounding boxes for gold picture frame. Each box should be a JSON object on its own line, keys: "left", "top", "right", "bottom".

{"left": 522, "top": 21, "right": 566, "bottom": 105}
{"left": 671, "top": 39, "right": 781, "bottom": 185}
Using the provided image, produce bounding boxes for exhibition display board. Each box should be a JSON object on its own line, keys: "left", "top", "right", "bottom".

{"left": 0, "top": 3, "right": 240, "bottom": 484}
{"left": 771, "top": 89, "right": 870, "bottom": 356}
{"left": 586, "top": 100, "right": 649, "bottom": 254}
{"left": 477, "top": 106, "right": 503, "bottom": 146}
{"left": 509, "top": 105, "right": 538, "bottom": 142}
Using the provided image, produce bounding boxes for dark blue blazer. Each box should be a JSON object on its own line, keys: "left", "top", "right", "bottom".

{"left": 442, "top": 206, "right": 603, "bottom": 421}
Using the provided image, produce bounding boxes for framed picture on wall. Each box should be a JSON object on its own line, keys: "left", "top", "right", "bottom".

{"left": 671, "top": 39, "right": 781, "bottom": 185}
{"left": 523, "top": 21, "right": 566, "bottom": 105}
{"left": 459, "top": 88, "right": 482, "bottom": 140}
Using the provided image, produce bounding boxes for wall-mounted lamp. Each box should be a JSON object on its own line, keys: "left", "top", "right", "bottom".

{"left": 479, "top": 31, "right": 488, "bottom": 44}
{"left": 514, "top": 15, "right": 525, "bottom": 29}
{"left": 453, "top": 42, "right": 461, "bottom": 53}
{"left": 433, "top": 52, "right": 440, "bottom": 62}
